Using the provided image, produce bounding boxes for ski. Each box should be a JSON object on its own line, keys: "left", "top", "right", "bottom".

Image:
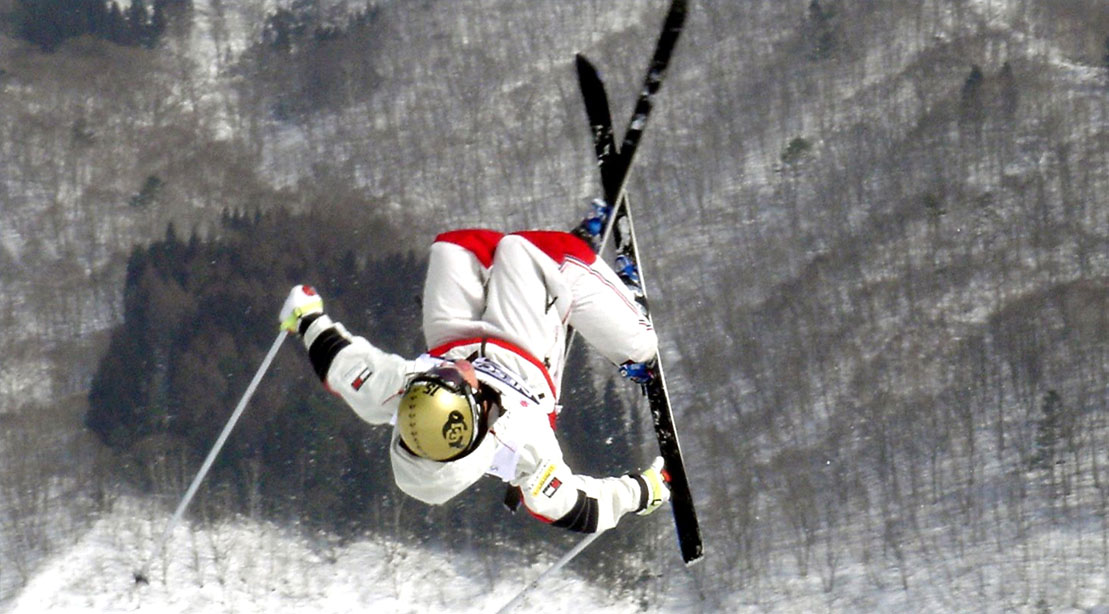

{"left": 611, "top": 0, "right": 686, "bottom": 200}
{"left": 575, "top": 54, "right": 618, "bottom": 199}
{"left": 576, "top": 0, "right": 702, "bottom": 566}
{"left": 614, "top": 198, "right": 703, "bottom": 568}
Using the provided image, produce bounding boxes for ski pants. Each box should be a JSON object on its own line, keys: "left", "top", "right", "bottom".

{"left": 421, "top": 229, "right": 657, "bottom": 398}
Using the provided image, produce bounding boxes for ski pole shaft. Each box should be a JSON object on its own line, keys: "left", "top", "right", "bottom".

{"left": 136, "top": 330, "right": 287, "bottom": 583}
{"left": 495, "top": 530, "right": 604, "bottom": 614}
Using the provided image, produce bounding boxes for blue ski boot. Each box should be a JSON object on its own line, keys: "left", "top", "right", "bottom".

{"left": 619, "top": 359, "right": 655, "bottom": 384}
{"left": 615, "top": 253, "right": 643, "bottom": 298}
{"left": 571, "top": 198, "right": 613, "bottom": 250}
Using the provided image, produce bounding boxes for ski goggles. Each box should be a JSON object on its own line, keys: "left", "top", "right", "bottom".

{"left": 409, "top": 362, "right": 475, "bottom": 395}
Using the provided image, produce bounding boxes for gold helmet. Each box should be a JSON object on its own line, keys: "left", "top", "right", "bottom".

{"left": 398, "top": 363, "right": 483, "bottom": 461}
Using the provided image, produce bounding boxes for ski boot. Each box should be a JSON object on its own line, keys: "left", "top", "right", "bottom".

{"left": 614, "top": 253, "right": 644, "bottom": 299}
{"left": 570, "top": 198, "right": 613, "bottom": 251}
{"left": 619, "top": 358, "right": 656, "bottom": 384}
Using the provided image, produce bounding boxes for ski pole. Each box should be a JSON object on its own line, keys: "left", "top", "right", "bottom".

{"left": 134, "top": 330, "right": 288, "bottom": 585}
{"left": 494, "top": 530, "right": 604, "bottom": 614}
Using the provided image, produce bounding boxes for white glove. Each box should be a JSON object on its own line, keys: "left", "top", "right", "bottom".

{"left": 634, "top": 456, "right": 671, "bottom": 516}
{"left": 279, "top": 285, "right": 324, "bottom": 333}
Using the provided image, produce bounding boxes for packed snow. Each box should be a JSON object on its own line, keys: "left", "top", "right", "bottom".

{"left": 5, "top": 498, "right": 684, "bottom": 614}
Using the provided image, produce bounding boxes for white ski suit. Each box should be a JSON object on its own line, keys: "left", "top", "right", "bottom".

{"left": 298, "top": 229, "right": 658, "bottom": 533}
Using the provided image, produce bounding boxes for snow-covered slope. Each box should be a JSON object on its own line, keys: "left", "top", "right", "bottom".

{"left": 6, "top": 498, "right": 691, "bottom": 614}
{"left": 12, "top": 495, "right": 1109, "bottom": 614}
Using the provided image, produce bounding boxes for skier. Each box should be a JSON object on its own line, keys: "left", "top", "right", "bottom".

{"left": 278, "top": 207, "right": 670, "bottom": 534}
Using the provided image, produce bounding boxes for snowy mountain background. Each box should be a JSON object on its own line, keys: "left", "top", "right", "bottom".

{"left": 3, "top": 0, "right": 1109, "bottom": 612}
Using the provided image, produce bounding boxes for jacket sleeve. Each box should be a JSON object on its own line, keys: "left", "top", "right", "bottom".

{"left": 299, "top": 313, "right": 418, "bottom": 425}
{"left": 516, "top": 459, "right": 645, "bottom": 534}
{"left": 491, "top": 405, "right": 646, "bottom": 533}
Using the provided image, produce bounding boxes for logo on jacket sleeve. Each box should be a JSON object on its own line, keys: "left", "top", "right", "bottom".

{"left": 350, "top": 367, "right": 373, "bottom": 391}
{"left": 542, "top": 477, "right": 562, "bottom": 498}
{"left": 529, "top": 461, "right": 563, "bottom": 498}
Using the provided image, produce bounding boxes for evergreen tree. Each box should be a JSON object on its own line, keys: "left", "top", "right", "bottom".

{"left": 1103, "top": 36, "right": 1109, "bottom": 80}
{"left": 1030, "top": 390, "right": 1063, "bottom": 470}
{"left": 106, "top": 2, "right": 128, "bottom": 44}
{"left": 804, "top": 0, "right": 839, "bottom": 61}
{"left": 998, "top": 61, "right": 1019, "bottom": 118}
{"left": 960, "top": 64, "right": 986, "bottom": 123}
{"left": 125, "top": 0, "right": 148, "bottom": 46}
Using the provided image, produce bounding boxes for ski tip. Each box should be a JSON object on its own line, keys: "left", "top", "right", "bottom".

{"left": 660, "top": 0, "right": 689, "bottom": 47}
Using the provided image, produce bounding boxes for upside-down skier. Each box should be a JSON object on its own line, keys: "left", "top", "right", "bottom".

{"left": 278, "top": 205, "right": 670, "bottom": 534}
